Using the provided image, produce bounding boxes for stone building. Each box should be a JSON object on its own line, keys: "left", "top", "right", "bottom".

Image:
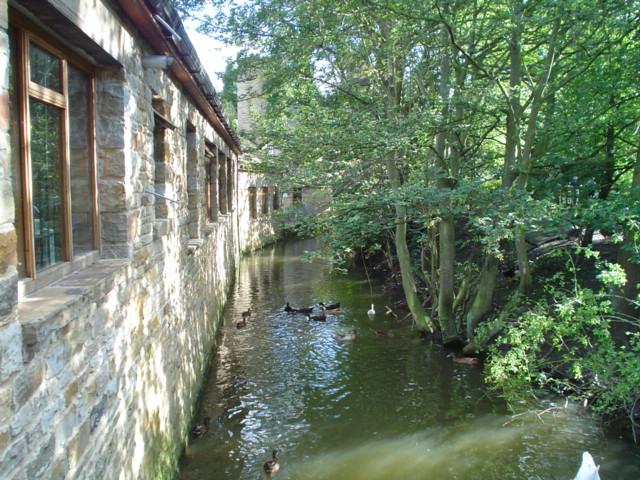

{"left": 236, "top": 73, "right": 330, "bottom": 239}
{"left": 0, "top": 0, "right": 273, "bottom": 478}
{"left": 236, "top": 74, "right": 280, "bottom": 251}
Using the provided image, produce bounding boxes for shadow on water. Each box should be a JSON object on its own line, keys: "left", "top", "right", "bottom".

{"left": 178, "top": 239, "right": 640, "bottom": 480}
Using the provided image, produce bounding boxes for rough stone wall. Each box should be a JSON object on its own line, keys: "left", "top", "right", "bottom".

{"left": 237, "top": 76, "right": 266, "bottom": 135}
{"left": 238, "top": 170, "right": 278, "bottom": 253}
{"left": 0, "top": 1, "right": 253, "bottom": 479}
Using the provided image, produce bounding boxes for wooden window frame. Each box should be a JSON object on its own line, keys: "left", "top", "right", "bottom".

{"left": 12, "top": 17, "right": 99, "bottom": 280}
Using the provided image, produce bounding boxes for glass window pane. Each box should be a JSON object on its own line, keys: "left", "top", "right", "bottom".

{"left": 30, "top": 98, "right": 64, "bottom": 271}
{"left": 68, "top": 66, "right": 93, "bottom": 254}
{"left": 29, "top": 43, "right": 61, "bottom": 92}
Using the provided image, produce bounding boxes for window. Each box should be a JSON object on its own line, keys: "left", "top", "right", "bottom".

{"left": 226, "top": 156, "right": 233, "bottom": 213}
{"left": 261, "top": 187, "right": 269, "bottom": 216}
{"left": 293, "top": 188, "right": 303, "bottom": 204}
{"left": 218, "top": 151, "right": 227, "bottom": 215}
{"left": 204, "top": 142, "right": 217, "bottom": 222}
{"left": 152, "top": 97, "right": 175, "bottom": 230}
{"left": 272, "top": 188, "right": 280, "bottom": 211}
{"left": 186, "top": 123, "right": 198, "bottom": 237}
{"left": 10, "top": 24, "right": 98, "bottom": 279}
{"left": 249, "top": 187, "right": 257, "bottom": 219}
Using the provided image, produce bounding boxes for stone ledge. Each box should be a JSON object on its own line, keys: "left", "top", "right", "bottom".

{"left": 18, "top": 259, "right": 130, "bottom": 358}
{"left": 186, "top": 239, "right": 204, "bottom": 255}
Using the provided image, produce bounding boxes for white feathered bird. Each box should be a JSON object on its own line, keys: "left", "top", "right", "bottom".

{"left": 367, "top": 303, "right": 376, "bottom": 318}
{"left": 574, "top": 452, "right": 601, "bottom": 480}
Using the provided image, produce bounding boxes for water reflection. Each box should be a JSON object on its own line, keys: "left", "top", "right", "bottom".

{"left": 178, "top": 240, "right": 640, "bottom": 480}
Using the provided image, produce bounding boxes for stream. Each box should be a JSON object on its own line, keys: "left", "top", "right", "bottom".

{"left": 178, "top": 239, "right": 640, "bottom": 479}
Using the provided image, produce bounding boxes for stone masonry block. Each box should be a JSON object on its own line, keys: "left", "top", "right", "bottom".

{"left": 0, "top": 91, "right": 8, "bottom": 131}
{"left": 12, "top": 359, "right": 43, "bottom": 409}
{"left": 101, "top": 212, "right": 129, "bottom": 243}
{"left": 0, "top": 224, "right": 17, "bottom": 275}
{"left": 25, "top": 434, "right": 55, "bottom": 479}
{"left": 0, "top": 383, "right": 11, "bottom": 423}
{"left": 100, "top": 148, "right": 126, "bottom": 178}
{"left": 0, "top": 435, "right": 27, "bottom": 479}
{"left": 0, "top": 320, "right": 22, "bottom": 382}
{"left": 0, "top": 266, "right": 17, "bottom": 319}
{"left": 43, "top": 344, "right": 67, "bottom": 380}
{"left": 99, "top": 181, "right": 127, "bottom": 212}
{"left": 0, "top": 178, "right": 14, "bottom": 225}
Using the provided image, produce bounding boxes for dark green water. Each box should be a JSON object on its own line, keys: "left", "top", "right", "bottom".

{"left": 178, "top": 239, "right": 639, "bottom": 480}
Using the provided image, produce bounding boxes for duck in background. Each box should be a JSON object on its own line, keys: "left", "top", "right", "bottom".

{"left": 236, "top": 317, "right": 248, "bottom": 329}
{"left": 284, "top": 302, "right": 295, "bottom": 313}
{"left": 191, "top": 416, "right": 210, "bottom": 438}
{"left": 320, "top": 305, "right": 341, "bottom": 315}
{"left": 241, "top": 307, "right": 252, "bottom": 320}
{"left": 306, "top": 313, "right": 327, "bottom": 322}
{"left": 263, "top": 450, "right": 280, "bottom": 476}
{"left": 447, "top": 352, "right": 480, "bottom": 366}
{"left": 367, "top": 304, "right": 376, "bottom": 318}
{"left": 337, "top": 329, "right": 357, "bottom": 342}
{"left": 294, "top": 306, "right": 314, "bottom": 314}
{"left": 319, "top": 301, "right": 340, "bottom": 310}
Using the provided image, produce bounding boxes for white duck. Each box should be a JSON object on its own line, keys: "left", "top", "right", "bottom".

{"left": 367, "top": 303, "right": 376, "bottom": 318}
{"left": 574, "top": 452, "right": 601, "bottom": 480}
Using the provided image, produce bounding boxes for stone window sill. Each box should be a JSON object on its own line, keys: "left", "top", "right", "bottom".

{"left": 186, "top": 239, "right": 204, "bottom": 255}
{"left": 18, "top": 259, "right": 130, "bottom": 360}
{"left": 18, "top": 250, "right": 100, "bottom": 299}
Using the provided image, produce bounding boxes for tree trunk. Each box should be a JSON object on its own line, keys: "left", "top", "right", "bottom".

{"left": 465, "top": 255, "right": 499, "bottom": 339}
{"left": 438, "top": 211, "right": 458, "bottom": 340}
{"left": 615, "top": 139, "right": 640, "bottom": 323}
{"left": 386, "top": 157, "right": 435, "bottom": 332}
{"left": 465, "top": 5, "right": 522, "bottom": 336}
{"left": 433, "top": 21, "right": 459, "bottom": 341}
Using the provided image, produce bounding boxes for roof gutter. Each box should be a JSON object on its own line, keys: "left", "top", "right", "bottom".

{"left": 116, "top": 0, "right": 241, "bottom": 154}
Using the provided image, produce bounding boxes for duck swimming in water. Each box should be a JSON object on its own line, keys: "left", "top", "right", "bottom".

{"left": 319, "top": 301, "right": 340, "bottom": 310}
{"left": 191, "top": 416, "right": 210, "bottom": 438}
{"left": 337, "top": 329, "right": 357, "bottom": 342}
{"left": 241, "top": 307, "right": 252, "bottom": 320}
{"left": 263, "top": 450, "right": 280, "bottom": 475}
{"left": 306, "top": 313, "right": 327, "bottom": 322}
{"left": 447, "top": 352, "right": 479, "bottom": 365}
{"left": 367, "top": 304, "right": 376, "bottom": 318}
{"left": 284, "top": 302, "right": 295, "bottom": 313}
{"left": 574, "top": 452, "right": 600, "bottom": 480}
{"left": 294, "top": 306, "right": 314, "bottom": 314}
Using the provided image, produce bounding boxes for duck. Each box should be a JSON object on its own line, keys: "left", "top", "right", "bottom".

{"left": 263, "top": 449, "right": 280, "bottom": 476}
{"left": 337, "top": 329, "right": 357, "bottom": 342}
{"left": 191, "top": 416, "right": 210, "bottom": 438}
{"left": 367, "top": 304, "right": 376, "bottom": 318}
{"left": 447, "top": 352, "right": 479, "bottom": 365}
{"left": 375, "top": 329, "right": 393, "bottom": 337}
{"left": 306, "top": 313, "right": 327, "bottom": 322}
{"left": 236, "top": 318, "right": 247, "bottom": 329}
{"left": 574, "top": 452, "right": 600, "bottom": 480}
{"left": 241, "top": 307, "right": 252, "bottom": 320}
{"left": 284, "top": 302, "right": 295, "bottom": 313}
{"left": 294, "top": 306, "right": 314, "bottom": 314}
{"left": 319, "top": 301, "right": 340, "bottom": 310}
{"left": 320, "top": 306, "right": 341, "bottom": 315}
